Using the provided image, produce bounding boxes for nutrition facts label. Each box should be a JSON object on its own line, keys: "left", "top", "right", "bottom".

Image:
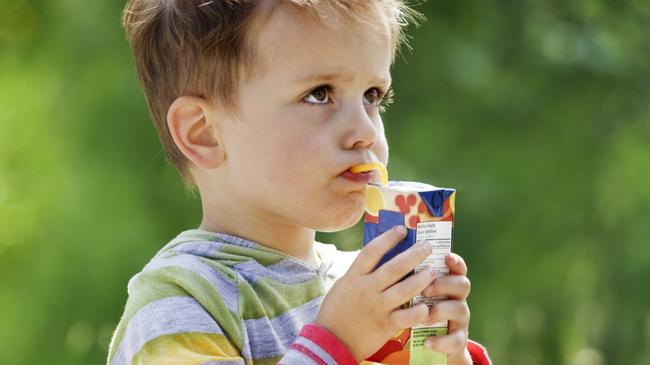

{"left": 413, "top": 221, "right": 452, "bottom": 328}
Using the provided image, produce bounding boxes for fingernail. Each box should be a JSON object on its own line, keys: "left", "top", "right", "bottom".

{"left": 428, "top": 267, "right": 437, "bottom": 277}
{"left": 395, "top": 225, "right": 406, "bottom": 235}
{"left": 422, "top": 283, "right": 434, "bottom": 296}
{"left": 425, "top": 339, "right": 434, "bottom": 349}
{"left": 424, "top": 243, "right": 433, "bottom": 254}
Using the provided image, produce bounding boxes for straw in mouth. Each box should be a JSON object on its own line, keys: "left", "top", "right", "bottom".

{"left": 349, "top": 162, "right": 388, "bottom": 185}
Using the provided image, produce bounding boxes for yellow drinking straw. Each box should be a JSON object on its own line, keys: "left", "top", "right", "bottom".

{"left": 350, "top": 162, "right": 388, "bottom": 185}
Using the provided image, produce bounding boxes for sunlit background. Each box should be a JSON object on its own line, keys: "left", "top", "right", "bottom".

{"left": 1, "top": 1, "right": 649, "bottom": 364}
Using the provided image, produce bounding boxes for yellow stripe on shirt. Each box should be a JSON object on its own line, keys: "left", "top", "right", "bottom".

{"left": 131, "top": 332, "right": 242, "bottom": 365}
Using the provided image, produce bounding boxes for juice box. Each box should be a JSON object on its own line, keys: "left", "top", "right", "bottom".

{"left": 362, "top": 181, "right": 456, "bottom": 365}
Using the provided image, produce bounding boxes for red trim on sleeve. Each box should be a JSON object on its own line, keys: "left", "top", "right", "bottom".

{"left": 289, "top": 343, "right": 328, "bottom": 365}
{"left": 467, "top": 339, "right": 492, "bottom": 365}
{"left": 299, "top": 324, "right": 358, "bottom": 365}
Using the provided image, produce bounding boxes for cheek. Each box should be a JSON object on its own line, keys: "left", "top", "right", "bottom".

{"left": 375, "top": 131, "right": 389, "bottom": 165}
{"left": 257, "top": 129, "right": 327, "bottom": 187}
{"left": 276, "top": 123, "right": 326, "bottom": 164}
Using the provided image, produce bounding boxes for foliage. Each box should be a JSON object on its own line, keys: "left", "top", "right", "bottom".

{"left": 1, "top": 1, "right": 648, "bottom": 364}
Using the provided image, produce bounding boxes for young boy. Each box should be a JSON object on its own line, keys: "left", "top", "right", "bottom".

{"left": 109, "top": 1, "right": 491, "bottom": 364}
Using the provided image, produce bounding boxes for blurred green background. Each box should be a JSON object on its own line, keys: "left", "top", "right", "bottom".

{"left": 1, "top": 1, "right": 649, "bottom": 364}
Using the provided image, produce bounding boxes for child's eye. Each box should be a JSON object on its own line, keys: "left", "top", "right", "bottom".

{"left": 363, "top": 88, "right": 382, "bottom": 106}
{"left": 364, "top": 87, "right": 394, "bottom": 111}
{"left": 304, "top": 86, "right": 332, "bottom": 104}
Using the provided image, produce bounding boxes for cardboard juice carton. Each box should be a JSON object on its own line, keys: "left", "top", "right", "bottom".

{"left": 362, "top": 180, "right": 456, "bottom": 365}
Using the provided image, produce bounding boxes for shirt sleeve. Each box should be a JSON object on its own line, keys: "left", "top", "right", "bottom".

{"left": 280, "top": 325, "right": 493, "bottom": 365}
{"left": 107, "top": 296, "right": 246, "bottom": 365}
{"left": 278, "top": 324, "right": 358, "bottom": 365}
{"left": 114, "top": 320, "right": 355, "bottom": 365}
{"left": 127, "top": 332, "right": 245, "bottom": 365}
{"left": 467, "top": 339, "right": 492, "bottom": 365}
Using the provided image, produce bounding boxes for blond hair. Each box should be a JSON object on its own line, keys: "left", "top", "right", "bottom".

{"left": 122, "top": 0, "right": 420, "bottom": 182}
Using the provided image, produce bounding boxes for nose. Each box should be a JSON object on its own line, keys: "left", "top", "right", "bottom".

{"left": 341, "top": 103, "right": 379, "bottom": 150}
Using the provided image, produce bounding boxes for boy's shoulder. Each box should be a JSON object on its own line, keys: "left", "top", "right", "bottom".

{"left": 108, "top": 231, "right": 246, "bottom": 364}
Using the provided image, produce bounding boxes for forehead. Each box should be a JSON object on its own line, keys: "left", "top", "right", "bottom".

{"left": 249, "top": 2, "right": 393, "bottom": 83}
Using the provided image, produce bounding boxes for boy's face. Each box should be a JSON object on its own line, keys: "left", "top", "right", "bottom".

{"left": 217, "top": 4, "right": 392, "bottom": 232}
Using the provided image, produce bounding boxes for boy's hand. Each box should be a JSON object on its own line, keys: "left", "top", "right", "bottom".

{"left": 420, "top": 253, "right": 472, "bottom": 365}
{"left": 315, "top": 225, "right": 435, "bottom": 361}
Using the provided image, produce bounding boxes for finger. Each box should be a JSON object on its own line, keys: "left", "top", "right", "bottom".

{"left": 383, "top": 268, "right": 435, "bottom": 309}
{"left": 424, "top": 300, "right": 470, "bottom": 327}
{"left": 422, "top": 275, "right": 471, "bottom": 300}
{"left": 425, "top": 327, "right": 468, "bottom": 355}
{"left": 445, "top": 253, "right": 467, "bottom": 276}
{"left": 388, "top": 302, "right": 429, "bottom": 330}
{"left": 348, "top": 225, "right": 408, "bottom": 275}
{"left": 371, "top": 241, "right": 432, "bottom": 290}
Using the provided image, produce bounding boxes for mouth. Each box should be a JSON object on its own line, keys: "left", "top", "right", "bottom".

{"left": 340, "top": 169, "right": 376, "bottom": 185}
{"left": 340, "top": 161, "right": 388, "bottom": 185}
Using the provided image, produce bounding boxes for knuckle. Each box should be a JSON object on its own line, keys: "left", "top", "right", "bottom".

{"left": 462, "top": 277, "right": 471, "bottom": 293}
{"left": 455, "top": 331, "right": 468, "bottom": 349}
{"left": 460, "top": 302, "right": 471, "bottom": 319}
{"left": 465, "top": 303, "right": 471, "bottom": 317}
{"left": 384, "top": 289, "right": 401, "bottom": 308}
{"left": 397, "top": 280, "right": 412, "bottom": 296}
{"left": 448, "top": 335, "right": 464, "bottom": 353}
{"left": 386, "top": 263, "right": 402, "bottom": 278}
{"left": 416, "top": 303, "right": 429, "bottom": 322}
{"left": 460, "top": 329, "right": 469, "bottom": 343}
{"left": 364, "top": 243, "right": 380, "bottom": 257}
{"left": 386, "top": 312, "right": 401, "bottom": 333}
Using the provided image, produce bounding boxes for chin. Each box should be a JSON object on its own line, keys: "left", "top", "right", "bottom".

{"left": 314, "top": 200, "right": 366, "bottom": 233}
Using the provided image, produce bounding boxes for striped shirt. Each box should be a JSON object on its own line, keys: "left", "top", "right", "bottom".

{"left": 107, "top": 229, "right": 359, "bottom": 365}
{"left": 107, "top": 230, "right": 491, "bottom": 365}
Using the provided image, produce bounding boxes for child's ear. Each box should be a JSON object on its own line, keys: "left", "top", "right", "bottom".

{"left": 167, "top": 96, "right": 226, "bottom": 169}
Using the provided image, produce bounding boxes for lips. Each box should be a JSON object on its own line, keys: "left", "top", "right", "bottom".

{"left": 340, "top": 168, "right": 375, "bottom": 184}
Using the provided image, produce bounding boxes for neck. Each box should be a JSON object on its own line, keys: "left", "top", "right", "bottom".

{"left": 198, "top": 196, "right": 320, "bottom": 268}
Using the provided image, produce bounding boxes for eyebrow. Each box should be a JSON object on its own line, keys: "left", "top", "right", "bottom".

{"left": 295, "top": 70, "right": 391, "bottom": 87}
